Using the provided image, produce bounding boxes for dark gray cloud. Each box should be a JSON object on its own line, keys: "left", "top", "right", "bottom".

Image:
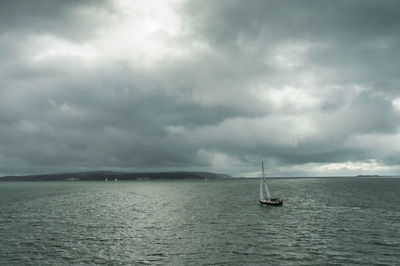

{"left": 1, "top": 0, "right": 400, "bottom": 176}
{"left": 0, "top": 0, "right": 112, "bottom": 39}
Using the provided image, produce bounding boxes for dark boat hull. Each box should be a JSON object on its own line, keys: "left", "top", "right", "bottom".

{"left": 259, "top": 199, "right": 283, "bottom": 206}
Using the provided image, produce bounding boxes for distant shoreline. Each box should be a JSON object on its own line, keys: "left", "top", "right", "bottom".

{"left": 1, "top": 173, "right": 397, "bottom": 181}
{"left": 0, "top": 171, "right": 230, "bottom": 182}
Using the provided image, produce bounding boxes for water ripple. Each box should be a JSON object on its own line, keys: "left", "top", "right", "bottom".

{"left": 0, "top": 178, "right": 400, "bottom": 264}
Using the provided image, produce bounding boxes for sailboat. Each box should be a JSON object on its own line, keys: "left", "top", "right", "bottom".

{"left": 259, "top": 162, "right": 283, "bottom": 206}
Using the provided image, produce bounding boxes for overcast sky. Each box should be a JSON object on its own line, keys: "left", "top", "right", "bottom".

{"left": 1, "top": 0, "right": 400, "bottom": 177}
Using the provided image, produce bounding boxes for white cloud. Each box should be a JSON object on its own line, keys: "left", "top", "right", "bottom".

{"left": 392, "top": 98, "right": 400, "bottom": 112}
{"left": 49, "top": 99, "right": 81, "bottom": 117}
{"left": 31, "top": 35, "right": 98, "bottom": 62}
{"left": 197, "top": 149, "right": 236, "bottom": 170}
{"left": 163, "top": 124, "right": 186, "bottom": 134}
{"left": 256, "top": 85, "right": 321, "bottom": 113}
{"left": 270, "top": 41, "right": 316, "bottom": 69}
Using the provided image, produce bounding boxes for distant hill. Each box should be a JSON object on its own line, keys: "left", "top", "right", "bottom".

{"left": 0, "top": 171, "right": 231, "bottom": 181}
{"left": 356, "top": 174, "right": 380, "bottom": 177}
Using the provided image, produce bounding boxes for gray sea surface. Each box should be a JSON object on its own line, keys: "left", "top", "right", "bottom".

{"left": 0, "top": 177, "right": 399, "bottom": 265}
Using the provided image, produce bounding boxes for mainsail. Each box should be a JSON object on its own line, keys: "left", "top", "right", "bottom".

{"left": 259, "top": 177, "right": 264, "bottom": 200}
{"left": 261, "top": 162, "right": 271, "bottom": 200}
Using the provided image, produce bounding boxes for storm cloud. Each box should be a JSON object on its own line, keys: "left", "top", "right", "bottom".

{"left": 1, "top": 0, "right": 400, "bottom": 176}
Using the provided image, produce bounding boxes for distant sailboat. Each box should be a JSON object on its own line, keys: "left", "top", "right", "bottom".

{"left": 105, "top": 178, "right": 108, "bottom": 182}
{"left": 259, "top": 162, "right": 283, "bottom": 206}
{"left": 115, "top": 178, "right": 118, "bottom": 182}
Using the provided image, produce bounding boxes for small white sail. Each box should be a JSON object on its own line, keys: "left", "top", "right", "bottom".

{"left": 259, "top": 176, "right": 264, "bottom": 200}
{"left": 262, "top": 162, "right": 271, "bottom": 200}
{"left": 263, "top": 179, "right": 271, "bottom": 200}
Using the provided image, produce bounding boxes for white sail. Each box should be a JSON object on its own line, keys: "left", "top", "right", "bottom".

{"left": 263, "top": 178, "right": 271, "bottom": 200}
{"left": 260, "top": 176, "right": 264, "bottom": 200}
{"left": 262, "top": 162, "right": 271, "bottom": 200}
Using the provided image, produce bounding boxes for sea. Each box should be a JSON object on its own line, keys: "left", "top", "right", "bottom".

{"left": 0, "top": 177, "right": 399, "bottom": 265}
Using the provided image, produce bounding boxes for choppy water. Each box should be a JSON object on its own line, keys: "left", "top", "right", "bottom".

{"left": 0, "top": 177, "right": 399, "bottom": 265}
